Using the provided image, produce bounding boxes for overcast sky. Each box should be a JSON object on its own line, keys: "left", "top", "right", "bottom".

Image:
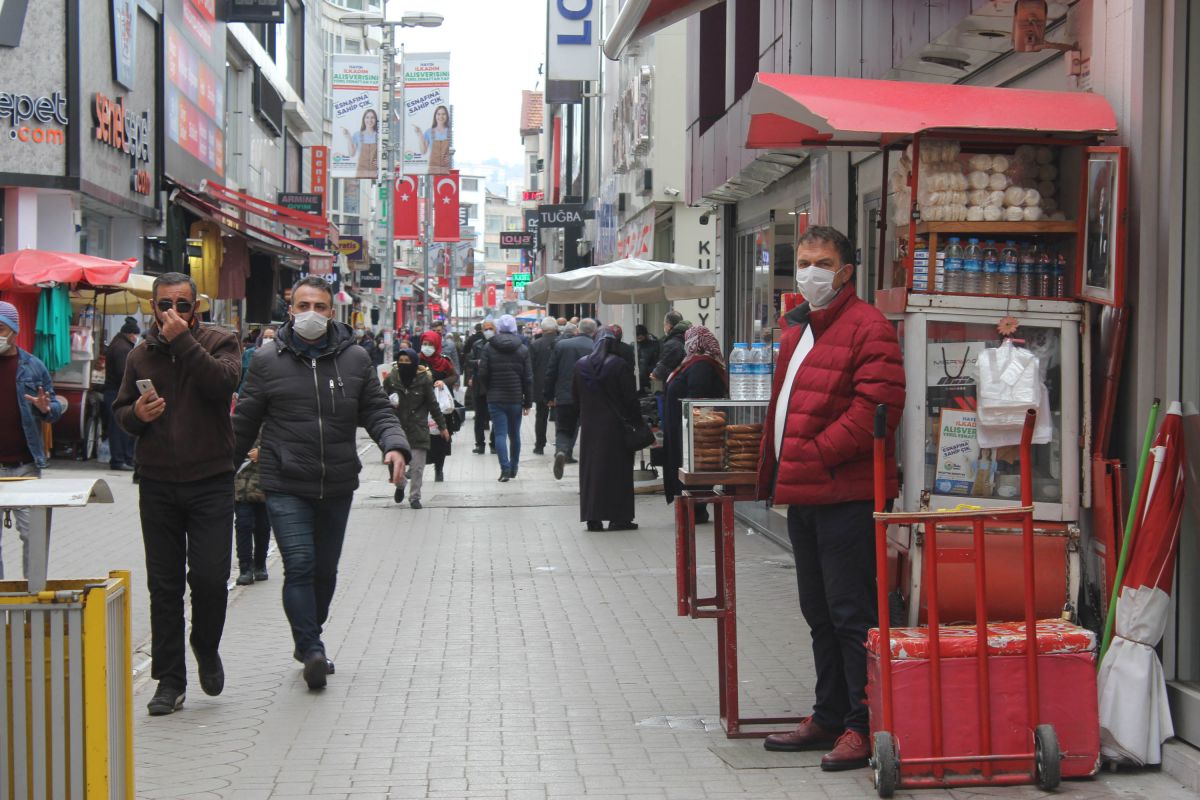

{"left": 389, "top": 0, "right": 546, "bottom": 173}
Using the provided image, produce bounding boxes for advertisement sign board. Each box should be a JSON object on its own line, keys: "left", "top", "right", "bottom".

{"left": 110, "top": 0, "right": 137, "bottom": 90}
{"left": 358, "top": 262, "right": 383, "bottom": 289}
{"left": 500, "top": 232, "right": 536, "bottom": 250}
{"left": 402, "top": 53, "right": 451, "bottom": 175}
{"left": 164, "top": 0, "right": 225, "bottom": 186}
{"left": 538, "top": 204, "right": 593, "bottom": 228}
{"left": 546, "top": 0, "right": 599, "bottom": 81}
{"left": 224, "top": 0, "right": 285, "bottom": 23}
{"left": 330, "top": 54, "right": 382, "bottom": 179}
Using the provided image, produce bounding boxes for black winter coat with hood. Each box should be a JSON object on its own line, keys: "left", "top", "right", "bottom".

{"left": 232, "top": 319, "right": 410, "bottom": 499}
{"left": 477, "top": 332, "right": 533, "bottom": 408}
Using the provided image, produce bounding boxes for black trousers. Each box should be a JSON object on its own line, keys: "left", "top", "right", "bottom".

{"left": 474, "top": 396, "right": 493, "bottom": 448}
{"left": 534, "top": 401, "right": 551, "bottom": 449}
{"left": 787, "top": 501, "right": 877, "bottom": 734}
{"left": 234, "top": 500, "right": 270, "bottom": 570}
{"left": 140, "top": 473, "right": 235, "bottom": 690}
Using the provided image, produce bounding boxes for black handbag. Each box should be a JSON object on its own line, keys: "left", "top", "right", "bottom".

{"left": 601, "top": 390, "right": 655, "bottom": 452}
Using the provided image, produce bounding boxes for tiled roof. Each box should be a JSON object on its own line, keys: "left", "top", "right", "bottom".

{"left": 520, "top": 90, "right": 544, "bottom": 136}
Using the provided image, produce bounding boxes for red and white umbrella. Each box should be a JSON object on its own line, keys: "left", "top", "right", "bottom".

{"left": 1097, "top": 401, "right": 1187, "bottom": 765}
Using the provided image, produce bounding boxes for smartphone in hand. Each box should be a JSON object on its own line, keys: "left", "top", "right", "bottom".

{"left": 136, "top": 379, "right": 156, "bottom": 396}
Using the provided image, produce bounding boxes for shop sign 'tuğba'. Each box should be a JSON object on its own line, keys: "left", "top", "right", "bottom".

{"left": 93, "top": 91, "right": 152, "bottom": 195}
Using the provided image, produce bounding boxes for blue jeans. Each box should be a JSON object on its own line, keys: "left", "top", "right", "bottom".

{"left": 103, "top": 387, "right": 135, "bottom": 467}
{"left": 265, "top": 492, "right": 354, "bottom": 658}
{"left": 487, "top": 402, "right": 523, "bottom": 473}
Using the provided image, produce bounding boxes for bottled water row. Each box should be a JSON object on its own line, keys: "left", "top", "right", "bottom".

{"left": 729, "top": 342, "right": 773, "bottom": 400}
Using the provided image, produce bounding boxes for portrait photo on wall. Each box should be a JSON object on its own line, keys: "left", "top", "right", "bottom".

{"left": 1078, "top": 147, "right": 1127, "bottom": 307}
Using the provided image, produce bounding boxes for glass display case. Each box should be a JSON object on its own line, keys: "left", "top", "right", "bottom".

{"left": 895, "top": 305, "right": 1083, "bottom": 522}
{"left": 680, "top": 399, "right": 769, "bottom": 475}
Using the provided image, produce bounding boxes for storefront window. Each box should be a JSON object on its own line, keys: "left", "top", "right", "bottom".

{"left": 733, "top": 226, "right": 772, "bottom": 347}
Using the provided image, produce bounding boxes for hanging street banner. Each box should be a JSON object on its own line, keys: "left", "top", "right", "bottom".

{"left": 432, "top": 170, "right": 461, "bottom": 243}
{"left": 402, "top": 53, "right": 451, "bottom": 176}
{"left": 393, "top": 174, "right": 420, "bottom": 240}
{"left": 330, "top": 54, "right": 382, "bottom": 179}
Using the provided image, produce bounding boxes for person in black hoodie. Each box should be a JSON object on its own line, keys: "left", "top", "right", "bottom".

{"left": 232, "top": 277, "right": 409, "bottom": 690}
{"left": 103, "top": 316, "right": 140, "bottom": 470}
{"left": 650, "top": 310, "right": 692, "bottom": 385}
{"left": 477, "top": 314, "right": 532, "bottom": 481}
{"left": 527, "top": 316, "right": 559, "bottom": 454}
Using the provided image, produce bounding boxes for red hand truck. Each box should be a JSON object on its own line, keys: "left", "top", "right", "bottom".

{"left": 868, "top": 405, "right": 1063, "bottom": 796}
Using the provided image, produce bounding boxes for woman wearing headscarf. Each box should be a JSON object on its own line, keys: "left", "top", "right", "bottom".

{"left": 573, "top": 327, "right": 641, "bottom": 531}
{"left": 662, "top": 326, "right": 728, "bottom": 524}
{"left": 383, "top": 348, "right": 448, "bottom": 509}
{"left": 419, "top": 331, "right": 459, "bottom": 482}
{"left": 477, "top": 314, "right": 532, "bottom": 481}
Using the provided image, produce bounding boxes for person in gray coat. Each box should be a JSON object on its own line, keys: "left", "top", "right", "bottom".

{"left": 233, "top": 277, "right": 410, "bottom": 690}
{"left": 527, "top": 317, "right": 559, "bottom": 454}
{"left": 545, "top": 318, "right": 597, "bottom": 479}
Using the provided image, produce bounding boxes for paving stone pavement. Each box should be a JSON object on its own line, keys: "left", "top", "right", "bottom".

{"left": 12, "top": 421, "right": 1195, "bottom": 798}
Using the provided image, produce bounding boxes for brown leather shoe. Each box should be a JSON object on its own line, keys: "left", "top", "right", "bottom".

{"left": 763, "top": 716, "right": 842, "bottom": 752}
{"left": 820, "top": 729, "right": 871, "bottom": 771}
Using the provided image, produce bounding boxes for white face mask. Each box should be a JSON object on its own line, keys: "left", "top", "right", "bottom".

{"left": 292, "top": 310, "right": 330, "bottom": 341}
{"left": 796, "top": 265, "right": 846, "bottom": 309}
{"left": 0, "top": 335, "right": 11, "bottom": 352}
{"left": 483, "top": 329, "right": 495, "bottom": 340}
{"left": 420, "top": 344, "right": 435, "bottom": 357}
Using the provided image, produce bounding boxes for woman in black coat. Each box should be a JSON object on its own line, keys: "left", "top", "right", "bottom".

{"left": 662, "top": 326, "right": 727, "bottom": 524}
{"left": 573, "top": 328, "right": 641, "bottom": 531}
{"left": 418, "top": 330, "right": 459, "bottom": 482}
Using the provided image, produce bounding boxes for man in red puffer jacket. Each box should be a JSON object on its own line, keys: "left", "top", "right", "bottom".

{"left": 756, "top": 226, "right": 905, "bottom": 771}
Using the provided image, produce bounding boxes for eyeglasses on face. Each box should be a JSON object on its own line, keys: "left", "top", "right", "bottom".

{"left": 156, "top": 299, "right": 194, "bottom": 313}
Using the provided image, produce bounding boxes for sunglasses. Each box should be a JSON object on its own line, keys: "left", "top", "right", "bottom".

{"left": 156, "top": 299, "right": 194, "bottom": 313}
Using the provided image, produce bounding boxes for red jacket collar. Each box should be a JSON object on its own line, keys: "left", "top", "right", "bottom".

{"left": 783, "top": 286, "right": 859, "bottom": 335}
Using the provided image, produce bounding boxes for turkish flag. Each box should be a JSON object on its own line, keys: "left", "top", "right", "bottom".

{"left": 486, "top": 284, "right": 496, "bottom": 307}
{"left": 433, "top": 170, "right": 460, "bottom": 243}
{"left": 394, "top": 174, "right": 419, "bottom": 241}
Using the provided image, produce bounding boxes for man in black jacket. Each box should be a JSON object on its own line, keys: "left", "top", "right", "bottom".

{"left": 233, "top": 277, "right": 409, "bottom": 690}
{"left": 651, "top": 311, "right": 692, "bottom": 385}
{"left": 528, "top": 317, "right": 559, "bottom": 454}
{"left": 113, "top": 274, "right": 242, "bottom": 716}
{"left": 103, "top": 316, "right": 139, "bottom": 470}
{"left": 467, "top": 320, "right": 496, "bottom": 453}
{"left": 477, "top": 314, "right": 532, "bottom": 481}
{"left": 634, "top": 324, "right": 660, "bottom": 391}
{"left": 545, "top": 318, "right": 597, "bottom": 479}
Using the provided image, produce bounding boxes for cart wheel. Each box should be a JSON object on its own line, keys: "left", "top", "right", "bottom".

{"left": 1034, "top": 724, "right": 1061, "bottom": 791}
{"left": 872, "top": 731, "right": 899, "bottom": 798}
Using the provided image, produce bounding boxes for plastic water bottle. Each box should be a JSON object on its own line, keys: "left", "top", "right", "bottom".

{"left": 729, "top": 343, "right": 751, "bottom": 401}
{"left": 998, "top": 240, "right": 1019, "bottom": 296}
{"left": 943, "top": 237, "right": 964, "bottom": 293}
{"left": 751, "top": 343, "right": 770, "bottom": 400}
{"left": 1018, "top": 243, "right": 1037, "bottom": 297}
{"left": 962, "top": 238, "right": 983, "bottom": 295}
{"left": 1036, "top": 248, "right": 1053, "bottom": 298}
{"left": 1054, "top": 254, "right": 1068, "bottom": 298}
{"left": 981, "top": 241, "right": 999, "bottom": 295}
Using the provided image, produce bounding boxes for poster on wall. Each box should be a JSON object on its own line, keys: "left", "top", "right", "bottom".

{"left": 402, "top": 53, "right": 451, "bottom": 176}
{"left": 111, "top": 0, "right": 137, "bottom": 90}
{"left": 164, "top": 0, "right": 225, "bottom": 187}
{"left": 330, "top": 54, "right": 382, "bottom": 179}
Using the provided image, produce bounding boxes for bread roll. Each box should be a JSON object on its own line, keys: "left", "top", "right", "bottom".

{"left": 988, "top": 173, "right": 1009, "bottom": 191}
{"left": 990, "top": 155, "right": 1010, "bottom": 173}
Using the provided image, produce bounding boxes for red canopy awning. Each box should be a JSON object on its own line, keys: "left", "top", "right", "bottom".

{"left": 172, "top": 189, "right": 334, "bottom": 270}
{"left": 603, "top": 0, "right": 722, "bottom": 60}
{"left": 746, "top": 74, "right": 1119, "bottom": 150}
{"left": 0, "top": 250, "right": 136, "bottom": 291}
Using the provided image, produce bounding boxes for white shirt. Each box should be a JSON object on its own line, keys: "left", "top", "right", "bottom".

{"left": 774, "top": 325, "right": 815, "bottom": 458}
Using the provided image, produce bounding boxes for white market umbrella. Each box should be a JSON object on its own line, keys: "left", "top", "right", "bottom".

{"left": 523, "top": 259, "right": 716, "bottom": 305}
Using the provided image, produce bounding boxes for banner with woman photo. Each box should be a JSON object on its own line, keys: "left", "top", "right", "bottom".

{"left": 330, "top": 54, "right": 382, "bottom": 179}
{"left": 402, "top": 53, "right": 451, "bottom": 175}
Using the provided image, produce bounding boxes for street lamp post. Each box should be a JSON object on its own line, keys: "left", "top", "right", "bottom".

{"left": 340, "top": 8, "right": 443, "bottom": 335}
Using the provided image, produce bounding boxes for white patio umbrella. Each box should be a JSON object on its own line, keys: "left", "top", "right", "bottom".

{"left": 524, "top": 258, "right": 717, "bottom": 306}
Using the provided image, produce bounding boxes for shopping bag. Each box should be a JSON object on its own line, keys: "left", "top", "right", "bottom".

{"left": 975, "top": 339, "right": 1041, "bottom": 427}
{"left": 434, "top": 384, "right": 455, "bottom": 414}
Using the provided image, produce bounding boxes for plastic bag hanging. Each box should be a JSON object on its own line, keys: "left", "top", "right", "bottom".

{"left": 975, "top": 338, "right": 1042, "bottom": 428}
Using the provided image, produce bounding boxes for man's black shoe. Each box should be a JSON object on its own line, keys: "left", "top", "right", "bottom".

{"left": 472, "top": 445, "right": 485, "bottom": 454}
{"left": 532, "top": 447, "right": 545, "bottom": 455}
{"left": 564, "top": 456, "right": 578, "bottom": 464}
{"left": 410, "top": 499, "right": 423, "bottom": 509}
{"left": 147, "top": 683, "right": 185, "bottom": 716}
{"left": 553, "top": 452, "right": 565, "bottom": 480}
{"left": 235, "top": 567, "right": 254, "bottom": 586}
{"left": 110, "top": 463, "right": 134, "bottom": 472}
{"left": 193, "top": 647, "right": 225, "bottom": 696}
{"left": 434, "top": 468, "right": 444, "bottom": 482}
{"left": 253, "top": 568, "right": 269, "bottom": 582}
{"left": 498, "top": 469, "right": 511, "bottom": 482}
{"left": 303, "top": 650, "right": 329, "bottom": 689}
{"left": 394, "top": 484, "right": 405, "bottom": 504}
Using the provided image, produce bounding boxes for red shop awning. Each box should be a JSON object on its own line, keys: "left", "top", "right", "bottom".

{"left": 746, "top": 74, "right": 1119, "bottom": 150}
{"left": 200, "top": 180, "right": 335, "bottom": 240}
{"left": 603, "top": 0, "right": 722, "bottom": 60}
{"left": 172, "top": 189, "right": 334, "bottom": 270}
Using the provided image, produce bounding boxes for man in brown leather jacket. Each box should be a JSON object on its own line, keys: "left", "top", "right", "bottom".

{"left": 114, "top": 272, "right": 241, "bottom": 717}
